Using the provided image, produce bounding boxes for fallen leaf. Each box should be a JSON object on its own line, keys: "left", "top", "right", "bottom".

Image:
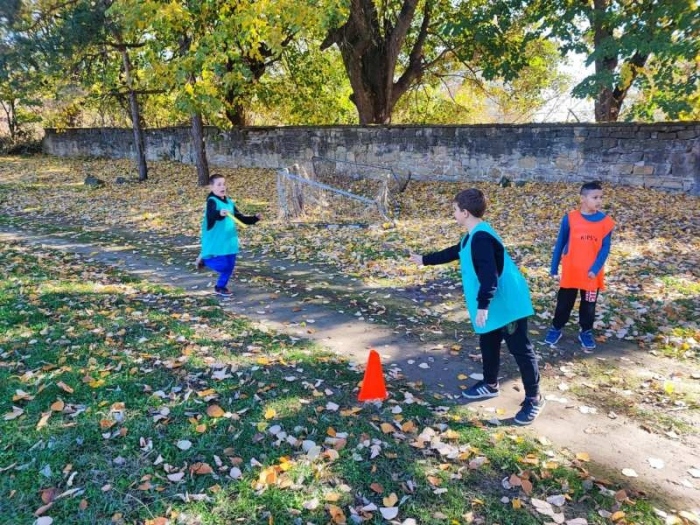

{"left": 176, "top": 440, "right": 192, "bottom": 450}
{"left": 327, "top": 504, "right": 345, "bottom": 524}
{"left": 34, "top": 502, "right": 53, "bottom": 516}
{"left": 380, "top": 507, "right": 399, "bottom": 519}
{"left": 56, "top": 381, "right": 74, "bottom": 393}
{"left": 167, "top": 472, "right": 185, "bottom": 482}
{"left": 382, "top": 492, "right": 398, "bottom": 507}
{"left": 380, "top": 422, "right": 395, "bottom": 434}
{"left": 610, "top": 510, "right": 625, "bottom": 521}
{"left": 36, "top": 411, "right": 51, "bottom": 430}
{"left": 647, "top": 457, "right": 664, "bottom": 469}
{"left": 206, "top": 405, "right": 225, "bottom": 418}
{"left": 3, "top": 406, "right": 24, "bottom": 420}
{"left": 190, "top": 462, "right": 213, "bottom": 475}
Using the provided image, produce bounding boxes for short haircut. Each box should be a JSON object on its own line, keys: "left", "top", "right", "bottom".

{"left": 209, "top": 173, "right": 225, "bottom": 184}
{"left": 580, "top": 180, "right": 603, "bottom": 195}
{"left": 454, "top": 188, "right": 487, "bottom": 218}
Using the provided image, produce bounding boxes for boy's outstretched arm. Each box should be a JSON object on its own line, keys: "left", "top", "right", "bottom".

{"left": 414, "top": 244, "right": 460, "bottom": 266}
{"left": 234, "top": 209, "right": 262, "bottom": 225}
{"left": 550, "top": 215, "right": 570, "bottom": 276}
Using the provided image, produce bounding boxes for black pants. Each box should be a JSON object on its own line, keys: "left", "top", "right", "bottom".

{"left": 479, "top": 317, "right": 540, "bottom": 399}
{"left": 552, "top": 287, "right": 598, "bottom": 331}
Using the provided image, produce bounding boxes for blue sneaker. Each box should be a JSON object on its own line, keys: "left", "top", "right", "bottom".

{"left": 543, "top": 328, "right": 562, "bottom": 345}
{"left": 578, "top": 330, "right": 596, "bottom": 349}
{"left": 514, "top": 396, "right": 545, "bottom": 425}
{"left": 462, "top": 380, "right": 499, "bottom": 400}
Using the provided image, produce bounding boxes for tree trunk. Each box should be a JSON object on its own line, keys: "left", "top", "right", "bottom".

{"left": 225, "top": 98, "right": 247, "bottom": 127}
{"left": 590, "top": 0, "right": 647, "bottom": 122}
{"left": 2, "top": 100, "right": 17, "bottom": 140}
{"left": 592, "top": 14, "right": 624, "bottom": 123}
{"left": 191, "top": 111, "right": 210, "bottom": 186}
{"left": 223, "top": 55, "right": 270, "bottom": 127}
{"left": 120, "top": 48, "right": 148, "bottom": 181}
{"left": 595, "top": 87, "right": 624, "bottom": 122}
{"left": 321, "top": 0, "right": 429, "bottom": 125}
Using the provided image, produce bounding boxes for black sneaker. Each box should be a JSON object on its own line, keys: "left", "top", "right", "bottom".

{"left": 214, "top": 286, "right": 232, "bottom": 297}
{"left": 462, "top": 380, "right": 500, "bottom": 400}
{"left": 514, "top": 396, "right": 545, "bottom": 425}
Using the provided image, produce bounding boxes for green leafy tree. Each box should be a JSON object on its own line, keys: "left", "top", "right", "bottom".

{"left": 253, "top": 39, "right": 356, "bottom": 125}
{"left": 526, "top": 0, "right": 699, "bottom": 122}
{"left": 125, "top": 0, "right": 337, "bottom": 127}
{"left": 621, "top": 57, "right": 700, "bottom": 121}
{"left": 321, "top": 0, "right": 541, "bottom": 124}
{"left": 321, "top": 0, "right": 443, "bottom": 125}
{"left": 392, "top": 37, "right": 570, "bottom": 123}
{"left": 113, "top": 0, "right": 338, "bottom": 183}
{"left": 15, "top": 0, "right": 152, "bottom": 178}
{"left": 0, "top": 2, "right": 43, "bottom": 144}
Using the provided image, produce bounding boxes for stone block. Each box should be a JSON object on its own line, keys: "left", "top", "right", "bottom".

{"left": 517, "top": 156, "right": 538, "bottom": 169}
{"left": 615, "top": 164, "right": 634, "bottom": 174}
{"left": 632, "top": 165, "right": 654, "bottom": 175}
{"left": 619, "top": 175, "right": 646, "bottom": 187}
{"left": 554, "top": 156, "right": 578, "bottom": 170}
{"left": 615, "top": 152, "right": 644, "bottom": 162}
{"left": 583, "top": 138, "right": 603, "bottom": 149}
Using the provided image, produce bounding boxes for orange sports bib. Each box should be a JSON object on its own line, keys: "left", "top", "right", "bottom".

{"left": 560, "top": 211, "right": 615, "bottom": 291}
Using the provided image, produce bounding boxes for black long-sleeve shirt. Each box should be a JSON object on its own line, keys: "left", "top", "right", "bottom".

{"left": 422, "top": 231, "right": 504, "bottom": 310}
{"left": 205, "top": 193, "right": 260, "bottom": 231}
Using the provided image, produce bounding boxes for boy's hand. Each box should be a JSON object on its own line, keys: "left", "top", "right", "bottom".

{"left": 475, "top": 309, "right": 488, "bottom": 328}
{"left": 220, "top": 209, "right": 229, "bottom": 217}
{"left": 409, "top": 252, "right": 423, "bottom": 265}
{"left": 587, "top": 271, "right": 596, "bottom": 279}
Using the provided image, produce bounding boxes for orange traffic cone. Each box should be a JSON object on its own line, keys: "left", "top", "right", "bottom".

{"left": 358, "top": 349, "right": 388, "bottom": 402}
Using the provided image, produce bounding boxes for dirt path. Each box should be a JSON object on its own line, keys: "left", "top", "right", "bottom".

{"left": 2, "top": 224, "right": 699, "bottom": 514}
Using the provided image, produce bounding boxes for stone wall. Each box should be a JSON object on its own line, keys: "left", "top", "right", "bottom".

{"left": 42, "top": 123, "right": 700, "bottom": 194}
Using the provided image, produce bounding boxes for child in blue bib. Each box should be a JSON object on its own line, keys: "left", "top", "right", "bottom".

{"left": 410, "top": 188, "right": 544, "bottom": 425}
{"left": 197, "top": 174, "right": 261, "bottom": 297}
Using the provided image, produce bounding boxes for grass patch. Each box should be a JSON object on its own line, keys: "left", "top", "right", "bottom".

{"left": 0, "top": 239, "right": 674, "bottom": 524}
{"left": 563, "top": 358, "right": 699, "bottom": 436}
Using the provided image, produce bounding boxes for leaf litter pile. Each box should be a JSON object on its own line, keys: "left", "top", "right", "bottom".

{"left": 0, "top": 156, "right": 697, "bottom": 359}
{"left": 0, "top": 155, "right": 699, "bottom": 524}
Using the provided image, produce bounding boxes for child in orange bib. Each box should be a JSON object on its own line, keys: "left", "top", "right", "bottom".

{"left": 544, "top": 181, "right": 615, "bottom": 350}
